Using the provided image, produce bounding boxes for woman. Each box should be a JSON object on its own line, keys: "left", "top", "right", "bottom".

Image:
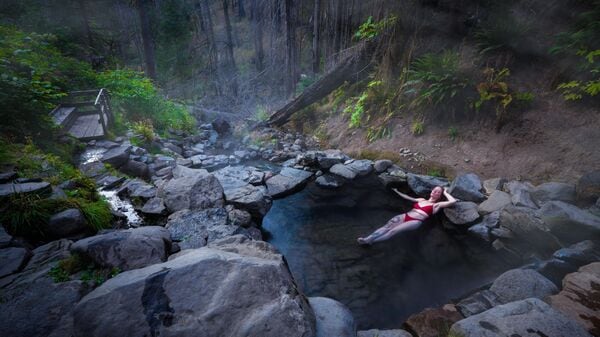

{"left": 357, "top": 186, "right": 456, "bottom": 245}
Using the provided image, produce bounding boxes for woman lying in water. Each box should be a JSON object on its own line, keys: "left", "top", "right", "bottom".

{"left": 357, "top": 186, "right": 456, "bottom": 245}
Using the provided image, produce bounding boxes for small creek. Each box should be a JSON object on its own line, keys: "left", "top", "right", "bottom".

{"left": 263, "top": 175, "right": 515, "bottom": 329}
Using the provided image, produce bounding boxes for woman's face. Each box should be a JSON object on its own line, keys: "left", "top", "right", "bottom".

{"left": 430, "top": 187, "right": 443, "bottom": 201}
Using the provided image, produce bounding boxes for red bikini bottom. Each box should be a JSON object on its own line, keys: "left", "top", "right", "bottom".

{"left": 404, "top": 213, "right": 419, "bottom": 222}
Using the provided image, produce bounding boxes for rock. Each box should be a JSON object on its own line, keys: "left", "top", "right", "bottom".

{"left": 95, "top": 140, "right": 119, "bottom": 149}
{"left": 552, "top": 240, "right": 600, "bottom": 266}
{"left": 489, "top": 269, "right": 558, "bottom": 304}
{"left": 71, "top": 226, "right": 171, "bottom": 271}
{"left": 119, "top": 159, "right": 149, "bottom": 179}
{"left": 449, "top": 173, "right": 486, "bottom": 202}
{"left": 498, "top": 205, "right": 561, "bottom": 254}
{"left": 317, "top": 150, "right": 346, "bottom": 169}
{"left": 266, "top": 167, "right": 313, "bottom": 198}
{"left": 315, "top": 174, "right": 345, "bottom": 189}
{"left": 407, "top": 173, "right": 449, "bottom": 197}
{"left": 0, "top": 171, "right": 17, "bottom": 183}
{"left": 456, "top": 289, "right": 503, "bottom": 317}
{"left": 309, "top": 297, "right": 356, "bottom": 337}
{"left": 95, "top": 175, "right": 126, "bottom": 189}
{"left": 443, "top": 201, "right": 480, "bottom": 225}
{"left": 330, "top": 163, "right": 358, "bottom": 180}
{"left": 478, "top": 211, "right": 501, "bottom": 228}
{"left": 0, "top": 181, "right": 52, "bottom": 198}
{"left": 100, "top": 145, "right": 131, "bottom": 168}
{"left": 141, "top": 197, "right": 167, "bottom": 216}
{"left": 490, "top": 227, "right": 514, "bottom": 239}
{"left": 166, "top": 208, "right": 239, "bottom": 249}
{"left": 163, "top": 142, "right": 182, "bottom": 155}
{"left": 47, "top": 208, "right": 89, "bottom": 238}
{"left": 78, "top": 161, "right": 106, "bottom": 178}
{"left": 0, "top": 247, "right": 30, "bottom": 278}
{"left": 117, "top": 179, "right": 157, "bottom": 200}
{"left": 378, "top": 167, "right": 408, "bottom": 188}
{"left": 373, "top": 160, "right": 393, "bottom": 173}
{"left": 214, "top": 166, "right": 272, "bottom": 217}
{"left": 547, "top": 262, "right": 600, "bottom": 336}
{"left": 153, "top": 155, "right": 176, "bottom": 171}
{"left": 532, "top": 258, "right": 579, "bottom": 288}
{"left": 468, "top": 223, "right": 491, "bottom": 241}
{"left": 450, "top": 298, "right": 591, "bottom": 337}
{"left": 157, "top": 168, "right": 224, "bottom": 213}
{"left": 538, "top": 201, "right": 600, "bottom": 244}
{"left": 0, "top": 227, "right": 13, "bottom": 248}
{"left": 483, "top": 178, "right": 507, "bottom": 195}
{"left": 212, "top": 117, "right": 231, "bottom": 134}
{"left": 577, "top": 170, "right": 600, "bottom": 204}
{"left": 478, "top": 190, "right": 511, "bottom": 215}
{"left": 404, "top": 306, "right": 463, "bottom": 337}
{"left": 532, "top": 182, "right": 577, "bottom": 204}
{"left": 346, "top": 159, "right": 373, "bottom": 176}
{"left": 227, "top": 208, "right": 252, "bottom": 227}
{"left": 72, "top": 242, "right": 315, "bottom": 337}
{"left": 358, "top": 329, "right": 412, "bottom": 337}
{"left": 505, "top": 181, "right": 538, "bottom": 209}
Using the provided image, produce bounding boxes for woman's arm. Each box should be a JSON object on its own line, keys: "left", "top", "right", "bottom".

{"left": 435, "top": 188, "right": 457, "bottom": 209}
{"left": 392, "top": 188, "right": 421, "bottom": 202}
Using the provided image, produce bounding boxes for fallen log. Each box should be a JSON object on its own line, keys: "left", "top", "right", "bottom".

{"left": 267, "top": 41, "right": 375, "bottom": 127}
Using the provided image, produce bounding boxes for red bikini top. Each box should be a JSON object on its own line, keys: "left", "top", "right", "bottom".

{"left": 413, "top": 202, "right": 434, "bottom": 215}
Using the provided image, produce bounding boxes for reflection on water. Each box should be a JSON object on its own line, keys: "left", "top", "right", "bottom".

{"left": 262, "top": 177, "right": 513, "bottom": 329}
{"left": 99, "top": 190, "right": 143, "bottom": 227}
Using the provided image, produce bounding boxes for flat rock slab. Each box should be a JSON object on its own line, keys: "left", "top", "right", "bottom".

{"left": 552, "top": 240, "right": 600, "bottom": 266}
{"left": 330, "top": 163, "right": 358, "bottom": 180}
{"left": 538, "top": 201, "right": 600, "bottom": 244}
{"left": 100, "top": 145, "right": 131, "bottom": 168}
{"left": 157, "top": 168, "right": 224, "bottom": 213}
{"left": 489, "top": 268, "right": 558, "bottom": 304}
{"left": 316, "top": 174, "right": 345, "bottom": 189}
{"left": 266, "top": 167, "right": 313, "bottom": 198}
{"left": 166, "top": 208, "right": 236, "bottom": 249}
{"left": 72, "top": 243, "right": 315, "bottom": 337}
{"left": 478, "top": 190, "right": 511, "bottom": 215}
{"left": 449, "top": 173, "right": 485, "bottom": 202}
{"left": 214, "top": 167, "right": 272, "bottom": 216}
{"left": 548, "top": 262, "right": 600, "bottom": 336}
{"left": 532, "top": 182, "right": 576, "bottom": 204}
{"left": 407, "top": 173, "right": 449, "bottom": 197}
{"left": 0, "top": 182, "right": 51, "bottom": 198}
{"left": 456, "top": 289, "right": 503, "bottom": 317}
{"left": 71, "top": 226, "right": 171, "bottom": 271}
{"left": 450, "top": 298, "right": 591, "bottom": 337}
{"left": 47, "top": 208, "right": 88, "bottom": 238}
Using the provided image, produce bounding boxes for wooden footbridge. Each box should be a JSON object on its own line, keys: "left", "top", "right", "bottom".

{"left": 50, "top": 89, "right": 114, "bottom": 141}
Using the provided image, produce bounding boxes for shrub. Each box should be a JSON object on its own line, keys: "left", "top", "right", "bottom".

{"left": 411, "top": 120, "right": 424, "bottom": 135}
{"left": 448, "top": 126, "right": 458, "bottom": 141}
{"left": 355, "top": 15, "right": 397, "bottom": 41}
{"left": 131, "top": 119, "right": 155, "bottom": 143}
{"left": 474, "top": 16, "right": 530, "bottom": 56}
{"left": 255, "top": 105, "right": 269, "bottom": 122}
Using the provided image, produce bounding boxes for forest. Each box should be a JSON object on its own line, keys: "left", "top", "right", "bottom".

{"left": 0, "top": 1, "right": 599, "bottom": 337}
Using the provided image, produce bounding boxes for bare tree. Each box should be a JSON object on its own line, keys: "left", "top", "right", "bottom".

{"left": 136, "top": 0, "right": 157, "bottom": 80}
{"left": 312, "top": 0, "right": 320, "bottom": 74}
{"left": 223, "top": 0, "right": 239, "bottom": 96}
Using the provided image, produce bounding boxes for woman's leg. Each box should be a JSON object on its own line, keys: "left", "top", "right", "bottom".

{"left": 358, "top": 214, "right": 418, "bottom": 244}
{"left": 369, "top": 219, "right": 422, "bottom": 243}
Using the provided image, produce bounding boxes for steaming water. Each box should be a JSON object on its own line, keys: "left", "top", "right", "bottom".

{"left": 262, "top": 176, "right": 514, "bottom": 329}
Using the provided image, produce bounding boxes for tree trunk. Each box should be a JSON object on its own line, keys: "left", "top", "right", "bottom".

{"left": 238, "top": 0, "right": 246, "bottom": 17}
{"left": 268, "top": 41, "right": 374, "bottom": 126}
{"left": 251, "top": 0, "right": 264, "bottom": 71}
{"left": 312, "top": 0, "right": 321, "bottom": 74}
{"left": 137, "top": 0, "right": 157, "bottom": 80}
{"left": 202, "top": 0, "right": 221, "bottom": 96}
{"left": 223, "top": 0, "right": 239, "bottom": 96}
{"left": 284, "top": 0, "right": 297, "bottom": 97}
{"left": 78, "top": 0, "right": 94, "bottom": 52}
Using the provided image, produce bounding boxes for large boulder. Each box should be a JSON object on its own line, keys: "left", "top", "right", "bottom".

{"left": 119, "top": 159, "right": 149, "bottom": 180}
{"left": 330, "top": 163, "right": 359, "bottom": 180}
{"left": 538, "top": 201, "right": 600, "bottom": 244}
{"left": 577, "top": 170, "right": 600, "bottom": 204}
{"left": 407, "top": 173, "right": 449, "bottom": 197}
{"left": 478, "top": 190, "right": 511, "bottom": 215}
{"left": 71, "top": 226, "right": 171, "bottom": 271}
{"left": 498, "top": 205, "right": 561, "bottom": 254}
{"left": 456, "top": 290, "right": 503, "bottom": 317}
{"left": 373, "top": 160, "right": 393, "bottom": 173}
{"left": 214, "top": 166, "right": 272, "bottom": 217}
{"left": 72, "top": 242, "right": 316, "bottom": 337}
{"left": 157, "top": 166, "right": 224, "bottom": 213}
{"left": 547, "top": 262, "right": 600, "bottom": 336}
{"left": 317, "top": 150, "right": 347, "bottom": 169}
{"left": 450, "top": 298, "right": 591, "bottom": 337}
{"left": 315, "top": 174, "right": 345, "bottom": 189}
{"left": 489, "top": 269, "right": 558, "bottom": 304}
{"left": 100, "top": 145, "right": 131, "bottom": 168}
{"left": 505, "top": 181, "right": 538, "bottom": 209}
{"left": 378, "top": 167, "right": 408, "bottom": 188}
{"left": 358, "top": 330, "right": 412, "bottom": 337}
{"left": 532, "top": 182, "right": 576, "bottom": 204}
{"left": 266, "top": 167, "right": 313, "bottom": 198}
{"left": 47, "top": 208, "right": 89, "bottom": 239}
{"left": 0, "top": 247, "right": 30, "bottom": 278}
{"left": 404, "top": 306, "right": 463, "bottom": 337}
{"left": 552, "top": 240, "right": 600, "bottom": 266}
{"left": 309, "top": 297, "right": 356, "bottom": 337}
{"left": 449, "top": 173, "right": 485, "bottom": 202}
{"left": 346, "top": 159, "right": 373, "bottom": 177}
{"left": 443, "top": 201, "right": 480, "bottom": 225}
{"left": 165, "top": 208, "right": 240, "bottom": 249}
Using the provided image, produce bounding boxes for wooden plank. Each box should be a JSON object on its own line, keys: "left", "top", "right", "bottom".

{"left": 51, "top": 106, "right": 77, "bottom": 126}
{"left": 67, "top": 115, "right": 104, "bottom": 140}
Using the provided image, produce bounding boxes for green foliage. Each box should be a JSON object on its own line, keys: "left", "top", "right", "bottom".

{"left": 343, "top": 79, "right": 388, "bottom": 129}
{"left": 407, "top": 51, "right": 470, "bottom": 108}
{"left": 49, "top": 254, "right": 120, "bottom": 285}
{"left": 49, "top": 265, "right": 70, "bottom": 283}
{"left": 76, "top": 199, "right": 112, "bottom": 232}
{"left": 255, "top": 105, "right": 270, "bottom": 122}
{"left": 411, "top": 120, "right": 424, "bottom": 135}
{"left": 0, "top": 25, "right": 94, "bottom": 139}
{"left": 131, "top": 119, "right": 156, "bottom": 143}
{"left": 96, "top": 69, "right": 196, "bottom": 134}
{"left": 0, "top": 194, "right": 59, "bottom": 238}
{"left": 474, "top": 16, "right": 530, "bottom": 55}
{"left": 427, "top": 168, "right": 444, "bottom": 178}
{"left": 355, "top": 16, "right": 397, "bottom": 41}
{"left": 448, "top": 126, "right": 458, "bottom": 141}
